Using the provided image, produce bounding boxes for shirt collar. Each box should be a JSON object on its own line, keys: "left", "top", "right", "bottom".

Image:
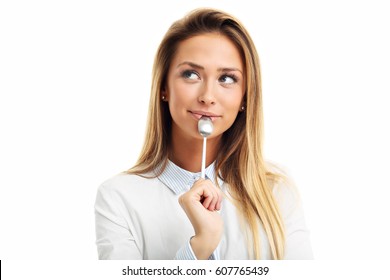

{"left": 156, "top": 160, "right": 224, "bottom": 195}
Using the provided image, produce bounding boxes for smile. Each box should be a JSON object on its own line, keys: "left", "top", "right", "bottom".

{"left": 189, "top": 110, "right": 221, "bottom": 122}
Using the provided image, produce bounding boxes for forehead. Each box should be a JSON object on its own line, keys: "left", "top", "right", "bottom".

{"left": 171, "top": 33, "right": 243, "bottom": 69}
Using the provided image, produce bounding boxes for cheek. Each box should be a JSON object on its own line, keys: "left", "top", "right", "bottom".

{"left": 169, "top": 83, "right": 198, "bottom": 105}
{"left": 220, "top": 92, "right": 243, "bottom": 124}
{"left": 221, "top": 91, "right": 243, "bottom": 111}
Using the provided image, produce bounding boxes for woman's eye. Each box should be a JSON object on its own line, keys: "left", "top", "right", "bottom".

{"left": 181, "top": 70, "right": 200, "bottom": 80}
{"left": 219, "top": 74, "right": 237, "bottom": 84}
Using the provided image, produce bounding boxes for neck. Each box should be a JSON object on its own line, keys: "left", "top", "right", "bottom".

{"left": 169, "top": 133, "right": 221, "bottom": 173}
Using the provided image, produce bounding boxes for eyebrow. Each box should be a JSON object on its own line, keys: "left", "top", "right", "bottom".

{"left": 177, "top": 61, "right": 243, "bottom": 74}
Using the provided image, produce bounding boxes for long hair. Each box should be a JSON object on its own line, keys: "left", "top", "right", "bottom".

{"left": 127, "top": 8, "right": 285, "bottom": 259}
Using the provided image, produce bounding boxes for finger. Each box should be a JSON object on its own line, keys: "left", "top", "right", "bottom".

{"left": 215, "top": 195, "right": 222, "bottom": 211}
{"left": 192, "top": 178, "right": 206, "bottom": 188}
{"left": 207, "top": 188, "right": 218, "bottom": 211}
{"left": 202, "top": 195, "right": 213, "bottom": 209}
{"left": 210, "top": 186, "right": 222, "bottom": 211}
{"left": 203, "top": 186, "right": 219, "bottom": 210}
{"left": 194, "top": 183, "right": 209, "bottom": 202}
{"left": 197, "top": 184, "right": 214, "bottom": 208}
{"left": 192, "top": 179, "right": 221, "bottom": 210}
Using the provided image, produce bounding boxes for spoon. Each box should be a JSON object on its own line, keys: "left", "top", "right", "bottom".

{"left": 198, "top": 117, "right": 214, "bottom": 179}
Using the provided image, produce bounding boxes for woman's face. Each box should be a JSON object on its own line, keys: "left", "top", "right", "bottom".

{"left": 164, "top": 33, "right": 245, "bottom": 141}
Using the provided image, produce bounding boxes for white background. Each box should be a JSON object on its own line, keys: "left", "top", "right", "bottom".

{"left": 1, "top": 0, "right": 389, "bottom": 260}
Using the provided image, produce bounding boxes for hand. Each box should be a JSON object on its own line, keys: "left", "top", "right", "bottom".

{"left": 178, "top": 178, "right": 224, "bottom": 259}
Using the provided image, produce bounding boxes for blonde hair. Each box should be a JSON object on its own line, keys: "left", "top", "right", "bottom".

{"left": 127, "top": 8, "right": 285, "bottom": 259}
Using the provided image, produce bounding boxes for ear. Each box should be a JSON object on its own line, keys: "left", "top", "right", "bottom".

{"left": 161, "top": 88, "right": 168, "bottom": 102}
{"left": 240, "top": 99, "right": 246, "bottom": 111}
{"left": 240, "top": 94, "right": 247, "bottom": 111}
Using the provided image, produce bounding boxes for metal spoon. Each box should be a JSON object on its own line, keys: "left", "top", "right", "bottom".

{"left": 198, "top": 117, "right": 214, "bottom": 178}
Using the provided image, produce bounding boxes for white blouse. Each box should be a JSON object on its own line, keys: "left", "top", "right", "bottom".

{"left": 94, "top": 161, "right": 313, "bottom": 260}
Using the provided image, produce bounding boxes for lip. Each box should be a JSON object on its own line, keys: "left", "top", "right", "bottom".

{"left": 189, "top": 110, "right": 221, "bottom": 122}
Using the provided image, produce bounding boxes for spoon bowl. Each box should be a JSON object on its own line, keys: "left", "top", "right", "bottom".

{"left": 198, "top": 116, "right": 214, "bottom": 137}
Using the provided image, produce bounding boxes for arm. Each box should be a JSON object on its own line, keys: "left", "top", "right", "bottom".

{"left": 94, "top": 184, "right": 142, "bottom": 260}
{"left": 174, "top": 240, "right": 219, "bottom": 260}
{"left": 273, "top": 180, "right": 314, "bottom": 259}
{"left": 283, "top": 201, "right": 314, "bottom": 259}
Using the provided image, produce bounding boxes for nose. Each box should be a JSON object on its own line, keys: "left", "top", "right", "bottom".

{"left": 198, "top": 82, "right": 216, "bottom": 105}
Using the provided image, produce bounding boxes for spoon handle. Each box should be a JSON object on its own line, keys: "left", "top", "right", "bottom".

{"left": 201, "top": 137, "right": 207, "bottom": 179}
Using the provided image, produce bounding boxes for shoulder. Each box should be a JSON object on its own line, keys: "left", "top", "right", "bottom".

{"left": 265, "top": 161, "right": 302, "bottom": 218}
{"left": 100, "top": 172, "right": 154, "bottom": 187}
{"left": 95, "top": 171, "right": 164, "bottom": 216}
{"left": 97, "top": 171, "right": 160, "bottom": 198}
{"left": 265, "top": 162, "right": 313, "bottom": 258}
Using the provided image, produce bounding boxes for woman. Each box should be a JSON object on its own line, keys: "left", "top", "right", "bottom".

{"left": 95, "top": 8, "right": 313, "bottom": 260}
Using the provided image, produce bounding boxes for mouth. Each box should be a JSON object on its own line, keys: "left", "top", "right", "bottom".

{"left": 189, "top": 110, "right": 221, "bottom": 122}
